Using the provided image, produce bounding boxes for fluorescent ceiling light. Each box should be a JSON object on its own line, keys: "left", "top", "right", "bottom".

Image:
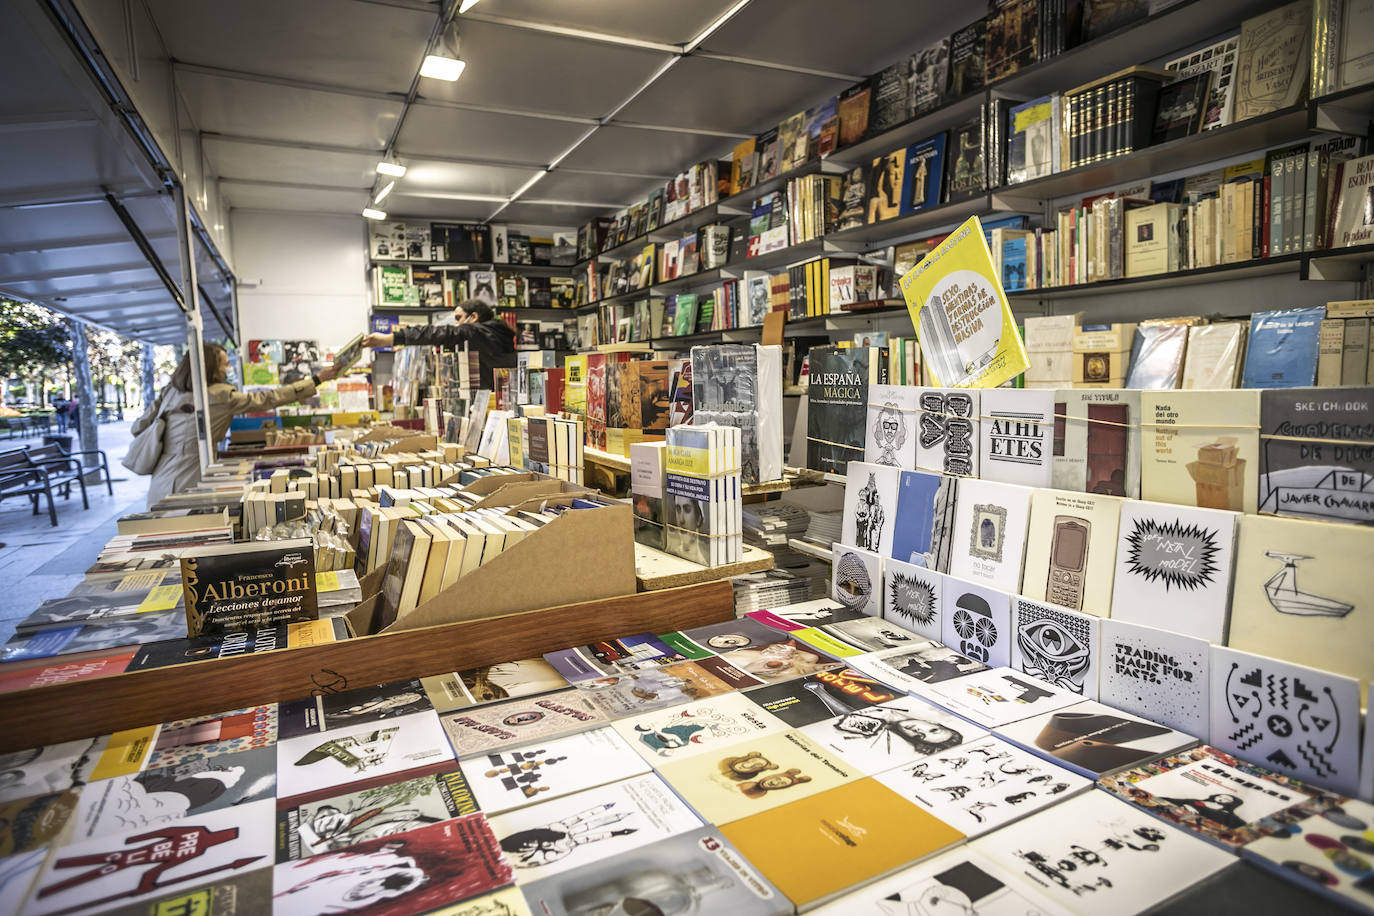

{"left": 374, "top": 181, "right": 396, "bottom": 203}
{"left": 458, "top": 0, "right": 482, "bottom": 11}
{"left": 420, "top": 55, "right": 465, "bottom": 80}
{"left": 362, "top": 207, "right": 387, "bottom": 220}
{"left": 376, "top": 161, "right": 407, "bottom": 177}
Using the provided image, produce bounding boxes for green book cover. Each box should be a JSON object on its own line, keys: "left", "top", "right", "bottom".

{"left": 673, "top": 293, "right": 698, "bottom": 336}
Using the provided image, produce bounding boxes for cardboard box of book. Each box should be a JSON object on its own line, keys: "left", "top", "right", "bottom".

{"left": 1073, "top": 323, "right": 1136, "bottom": 387}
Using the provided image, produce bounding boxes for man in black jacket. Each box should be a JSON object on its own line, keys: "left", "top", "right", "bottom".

{"left": 362, "top": 299, "right": 517, "bottom": 389}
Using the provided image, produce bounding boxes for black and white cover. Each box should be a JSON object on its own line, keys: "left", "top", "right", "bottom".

{"left": 278, "top": 679, "right": 434, "bottom": 739}
{"left": 916, "top": 388, "right": 979, "bottom": 477}
{"left": 1209, "top": 646, "right": 1362, "bottom": 796}
{"left": 14, "top": 595, "right": 147, "bottom": 635}
{"left": 1258, "top": 386, "right": 1374, "bottom": 525}
{"left": 465, "top": 727, "right": 650, "bottom": 815}
{"left": 1110, "top": 500, "right": 1239, "bottom": 643}
{"left": 799, "top": 694, "right": 988, "bottom": 775}
{"left": 1098, "top": 617, "right": 1211, "bottom": 740}
{"left": 822, "top": 615, "right": 924, "bottom": 652}
{"left": 1011, "top": 597, "right": 1100, "bottom": 698}
{"left": 441, "top": 690, "right": 609, "bottom": 756}
{"left": 971, "top": 791, "right": 1232, "bottom": 913}
{"left": 611, "top": 693, "right": 789, "bottom": 765}
{"left": 879, "top": 735, "right": 1091, "bottom": 836}
{"left": 275, "top": 711, "right": 454, "bottom": 802}
{"left": 841, "top": 462, "right": 902, "bottom": 557}
{"left": 0, "top": 738, "right": 103, "bottom": 803}
{"left": 940, "top": 574, "right": 1013, "bottom": 668}
{"left": 995, "top": 699, "right": 1199, "bottom": 779}
{"left": 979, "top": 388, "right": 1055, "bottom": 487}
{"left": 921, "top": 667, "right": 1085, "bottom": 729}
{"left": 849, "top": 643, "right": 987, "bottom": 696}
{"left": 947, "top": 477, "right": 1033, "bottom": 593}
{"left": 909, "top": 37, "right": 951, "bottom": 115}
{"left": 691, "top": 344, "right": 783, "bottom": 485}
{"left": 831, "top": 544, "right": 883, "bottom": 617}
{"left": 863, "top": 384, "right": 920, "bottom": 469}
{"left": 882, "top": 557, "right": 943, "bottom": 641}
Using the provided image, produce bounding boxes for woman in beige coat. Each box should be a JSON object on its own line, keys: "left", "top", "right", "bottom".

{"left": 136, "top": 343, "right": 337, "bottom": 508}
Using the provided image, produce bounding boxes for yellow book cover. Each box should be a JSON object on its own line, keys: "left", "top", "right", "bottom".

{"left": 287, "top": 618, "right": 338, "bottom": 648}
{"left": 1141, "top": 389, "right": 1261, "bottom": 513}
{"left": 136, "top": 584, "right": 182, "bottom": 613}
{"left": 1228, "top": 514, "right": 1374, "bottom": 684}
{"left": 89, "top": 725, "right": 158, "bottom": 781}
{"left": 656, "top": 730, "right": 859, "bottom": 825}
{"left": 1020, "top": 488, "right": 1124, "bottom": 616}
{"left": 899, "top": 214, "right": 1029, "bottom": 388}
{"left": 722, "top": 778, "right": 964, "bottom": 910}
{"left": 506, "top": 417, "right": 525, "bottom": 469}
{"left": 792, "top": 627, "right": 864, "bottom": 658}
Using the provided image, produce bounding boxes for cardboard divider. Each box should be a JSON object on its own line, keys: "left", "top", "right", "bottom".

{"left": 382, "top": 434, "right": 439, "bottom": 453}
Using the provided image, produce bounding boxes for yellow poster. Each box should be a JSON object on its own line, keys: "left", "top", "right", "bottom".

{"left": 899, "top": 214, "right": 1029, "bottom": 388}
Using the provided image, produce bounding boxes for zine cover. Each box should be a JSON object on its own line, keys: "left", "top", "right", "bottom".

{"left": 441, "top": 690, "right": 609, "bottom": 756}
{"left": 274, "top": 711, "right": 454, "bottom": 803}
{"left": 489, "top": 774, "right": 701, "bottom": 884}
{"left": 1010, "top": 597, "right": 1101, "bottom": 698}
{"left": 656, "top": 730, "right": 859, "bottom": 825}
{"left": 898, "top": 214, "right": 1029, "bottom": 389}
{"left": 460, "top": 658, "right": 570, "bottom": 705}
{"left": 572, "top": 661, "right": 739, "bottom": 718}
{"left": 798, "top": 695, "right": 988, "bottom": 775}
{"left": 812, "top": 847, "right": 1063, "bottom": 916}
{"left": 24, "top": 799, "right": 275, "bottom": 916}
{"left": 278, "top": 679, "right": 434, "bottom": 739}
{"left": 1020, "top": 488, "right": 1123, "bottom": 615}
{"left": 863, "top": 384, "right": 920, "bottom": 469}
{"left": 94, "top": 867, "right": 274, "bottom": 916}
{"left": 1240, "top": 799, "right": 1374, "bottom": 911}
{"left": 879, "top": 735, "right": 1091, "bottom": 837}
{"left": 1258, "top": 386, "right": 1374, "bottom": 525}
{"left": 1099, "top": 745, "right": 1348, "bottom": 850}
{"left": 1110, "top": 500, "right": 1239, "bottom": 643}
{"left": 979, "top": 388, "right": 1054, "bottom": 487}
{"left": 940, "top": 574, "right": 1013, "bottom": 668}
{"left": 830, "top": 544, "right": 882, "bottom": 616}
{"left": 275, "top": 769, "right": 478, "bottom": 862}
{"left": 1227, "top": 513, "right": 1374, "bottom": 683}
{"left": 915, "top": 389, "right": 980, "bottom": 478}
{"left": 921, "top": 667, "right": 1084, "bottom": 729}
{"left": 744, "top": 667, "right": 900, "bottom": 728}
{"left": 848, "top": 643, "right": 988, "bottom": 696}
{"left": 841, "top": 462, "right": 902, "bottom": 557}
{"left": 271, "top": 813, "right": 511, "bottom": 916}
{"left": 520, "top": 825, "right": 790, "bottom": 916}
{"left": 146, "top": 705, "right": 276, "bottom": 769}
{"left": 882, "top": 558, "right": 943, "bottom": 641}
{"left": 970, "top": 791, "right": 1232, "bottom": 914}
{"left": 1052, "top": 388, "right": 1142, "bottom": 498}
{"left": 0, "top": 738, "right": 102, "bottom": 803}
{"left": 612, "top": 693, "right": 789, "bottom": 765}
{"left": 1098, "top": 617, "right": 1211, "bottom": 740}
{"left": 465, "top": 727, "right": 649, "bottom": 815}
{"left": 1141, "top": 389, "right": 1261, "bottom": 513}
{"left": 72, "top": 746, "right": 275, "bottom": 842}
{"left": 720, "top": 635, "right": 842, "bottom": 684}
{"left": 947, "top": 477, "right": 1032, "bottom": 593}
{"left": 995, "top": 699, "right": 1199, "bottom": 779}
{"left": 1209, "top": 646, "right": 1362, "bottom": 797}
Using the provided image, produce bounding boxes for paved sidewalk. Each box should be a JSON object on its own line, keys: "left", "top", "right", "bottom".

{"left": 0, "top": 420, "right": 148, "bottom": 645}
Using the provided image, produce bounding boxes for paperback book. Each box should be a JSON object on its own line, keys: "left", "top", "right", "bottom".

{"left": 1020, "top": 488, "right": 1123, "bottom": 615}
{"left": 180, "top": 538, "right": 318, "bottom": 636}
{"left": 812, "top": 847, "right": 1063, "bottom": 916}
{"left": 946, "top": 477, "right": 1032, "bottom": 592}
{"left": 882, "top": 559, "right": 943, "bottom": 641}
{"left": 744, "top": 667, "right": 899, "bottom": 728}
{"left": 915, "top": 389, "right": 979, "bottom": 478}
{"left": 806, "top": 345, "right": 888, "bottom": 475}
{"left": 890, "top": 469, "right": 958, "bottom": 570}
{"left": 830, "top": 544, "right": 883, "bottom": 617}
{"left": 841, "top": 461, "right": 902, "bottom": 557}
{"left": 572, "top": 661, "right": 742, "bottom": 718}
{"left": 274, "top": 711, "right": 454, "bottom": 803}
{"left": 611, "top": 692, "right": 789, "bottom": 765}
{"left": 863, "top": 384, "right": 920, "bottom": 469}
{"left": 1240, "top": 799, "right": 1374, "bottom": 911}
{"left": 1051, "top": 388, "right": 1142, "bottom": 499}
{"left": 939, "top": 575, "right": 1013, "bottom": 668}
{"left": 848, "top": 642, "right": 988, "bottom": 696}
{"left": 995, "top": 699, "right": 1199, "bottom": 779}
{"left": 440, "top": 690, "right": 609, "bottom": 756}
{"left": 1141, "top": 389, "right": 1261, "bottom": 513}
{"left": 1257, "top": 386, "right": 1374, "bottom": 525}
{"left": 798, "top": 694, "right": 988, "bottom": 775}
{"left": 923, "top": 666, "right": 1085, "bottom": 729}
{"left": 1009, "top": 597, "right": 1100, "bottom": 698}
{"left": 463, "top": 726, "right": 649, "bottom": 815}
{"left": 978, "top": 388, "right": 1054, "bottom": 487}
{"left": 1098, "top": 617, "right": 1210, "bottom": 739}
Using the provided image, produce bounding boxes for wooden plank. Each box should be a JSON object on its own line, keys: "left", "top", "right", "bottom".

{"left": 634, "top": 542, "right": 774, "bottom": 591}
{"left": 0, "top": 581, "right": 734, "bottom": 752}
{"left": 584, "top": 446, "right": 631, "bottom": 473}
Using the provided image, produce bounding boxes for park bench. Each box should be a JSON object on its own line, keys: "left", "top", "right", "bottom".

{"left": 22, "top": 444, "right": 89, "bottom": 510}
{"left": 0, "top": 450, "right": 58, "bottom": 525}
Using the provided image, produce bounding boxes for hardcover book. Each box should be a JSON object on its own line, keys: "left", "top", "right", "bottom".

{"left": 1258, "top": 386, "right": 1374, "bottom": 525}
{"left": 922, "top": 666, "right": 1084, "bottom": 728}
{"left": 948, "top": 18, "right": 988, "bottom": 97}
{"left": 180, "top": 538, "right": 317, "bottom": 636}
{"left": 464, "top": 727, "right": 650, "bottom": 815}
{"left": 946, "top": 116, "right": 986, "bottom": 201}
{"left": 1098, "top": 617, "right": 1210, "bottom": 739}
{"left": 867, "top": 149, "right": 905, "bottom": 223}
{"left": 909, "top": 39, "right": 951, "bottom": 115}
{"left": 806, "top": 345, "right": 887, "bottom": 475}
{"left": 978, "top": 388, "right": 1054, "bottom": 487}
{"left": 882, "top": 559, "right": 943, "bottom": 641}
{"left": 901, "top": 134, "right": 947, "bottom": 214}
{"left": 947, "top": 477, "right": 1032, "bottom": 593}
{"left": 1331, "top": 153, "right": 1374, "bottom": 247}
{"left": 612, "top": 692, "right": 789, "bottom": 765}
{"left": 1006, "top": 96, "right": 1056, "bottom": 184}
{"left": 1240, "top": 799, "right": 1374, "bottom": 911}
{"left": 1140, "top": 389, "right": 1261, "bottom": 513}
{"left": 1052, "top": 388, "right": 1142, "bottom": 498}
{"left": 1020, "top": 488, "right": 1123, "bottom": 615}
{"left": 995, "top": 699, "right": 1198, "bottom": 779}
{"left": 940, "top": 575, "right": 1013, "bottom": 668}
{"left": 798, "top": 694, "right": 988, "bottom": 774}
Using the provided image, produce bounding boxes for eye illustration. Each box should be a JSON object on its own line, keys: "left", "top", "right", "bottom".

{"left": 1017, "top": 617, "right": 1090, "bottom": 692}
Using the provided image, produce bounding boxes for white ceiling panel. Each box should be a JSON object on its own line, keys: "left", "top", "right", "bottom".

{"left": 383, "top": 197, "right": 501, "bottom": 222}
{"left": 465, "top": 0, "right": 739, "bottom": 46}
{"left": 401, "top": 160, "right": 541, "bottom": 197}
{"left": 221, "top": 184, "right": 368, "bottom": 215}
{"left": 495, "top": 201, "right": 618, "bottom": 227}
{"left": 0, "top": 125, "right": 152, "bottom": 202}
{"left": 537, "top": 170, "right": 665, "bottom": 206}
{"left": 175, "top": 71, "right": 404, "bottom": 149}
{"left": 559, "top": 125, "right": 730, "bottom": 176}
{"left": 418, "top": 20, "right": 670, "bottom": 119}
{"left": 204, "top": 138, "right": 379, "bottom": 189}
{"left": 146, "top": 0, "right": 435, "bottom": 94}
{"left": 395, "top": 107, "right": 586, "bottom": 165}
{"left": 615, "top": 56, "right": 850, "bottom": 134}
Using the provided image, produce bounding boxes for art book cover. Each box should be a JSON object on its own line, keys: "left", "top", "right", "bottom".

{"left": 756, "top": 599, "right": 868, "bottom": 628}
{"left": 0, "top": 791, "right": 78, "bottom": 856}
{"left": 1141, "top": 389, "right": 1261, "bottom": 513}
{"left": 744, "top": 667, "right": 900, "bottom": 728}
{"left": 899, "top": 214, "right": 1029, "bottom": 389}
{"left": 1020, "top": 488, "right": 1123, "bottom": 615}
{"left": 830, "top": 544, "right": 882, "bottom": 617}
{"left": 275, "top": 769, "right": 478, "bottom": 862}
{"left": 543, "top": 634, "right": 686, "bottom": 681}
{"left": 940, "top": 574, "right": 1013, "bottom": 668}
{"left": 821, "top": 615, "right": 925, "bottom": 652}
{"left": 278, "top": 679, "right": 434, "bottom": 740}
{"left": 995, "top": 699, "right": 1199, "bottom": 779}
{"left": 14, "top": 594, "right": 146, "bottom": 634}
{"left": 722, "top": 778, "right": 965, "bottom": 911}
{"left": 1110, "top": 500, "right": 1239, "bottom": 643}
{"left": 24, "top": 799, "right": 275, "bottom": 916}
{"left": 1240, "top": 799, "right": 1374, "bottom": 911}
{"left": 95, "top": 867, "right": 273, "bottom": 916}
{"left": 915, "top": 389, "right": 980, "bottom": 479}
{"left": 274, "top": 711, "right": 454, "bottom": 803}
{"left": 488, "top": 773, "right": 701, "bottom": 884}
{"left": 1099, "top": 745, "right": 1349, "bottom": 850}
{"left": 1258, "top": 386, "right": 1374, "bottom": 526}
{"left": 72, "top": 746, "right": 275, "bottom": 842}
{"left": 719, "top": 635, "right": 842, "bottom": 684}
{"left": 441, "top": 690, "right": 609, "bottom": 756}
{"left": 881, "top": 558, "right": 943, "bottom": 641}
{"left": 1010, "top": 597, "right": 1101, "bottom": 698}
{"left": 1098, "top": 617, "right": 1210, "bottom": 740}
{"left": 271, "top": 813, "right": 511, "bottom": 915}
{"left": 520, "top": 824, "right": 790, "bottom": 916}
{"left": 890, "top": 469, "right": 957, "bottom": 570}
{"left": 970, "top": 790, "right": 1232, "bottom": 913}
{"left": 946, "top": 478, "right": 1031, "bottom": 593}
{"left": 848, "top": 642, "right": 988, "bottom": 696}
{"left": 1209, "top": 646, "right": 1362, "bottom": 797}
{"left": 420, "top": 673, "right": 475, "bottom": 713}
{"left": 572, "top": 661, "right": 739, "bottom": 718}
{"left": 1052, "top": 388, "right": 1142, "bottom": 499}
{"left": 807, "top": 345, "right": 886, "bottom": 475}
{"left": 901, "top": 134, "right": 947, "bottom": 214}
{"left": 863, "top": 384, "right": 920, "bottom": 469}
{"left": 465, "top": 727, "right": 649, "bottom": 815}
{"left": 146, "top": 705, "right": 276, "bottom": 769}
{"left": 841, "top": 461, "right": 902, "bottom": 557}
{"left": 1227, "top": 513, "right": 1374, "bottom": 683}
{"left": 811, "top": 847, "right": 1063, "bottom": 915}
{"left": 656, "top": 730, "right": 859, "bottom": 825}
{"left": 879, "top": 735, "right": 1090, "bottom": 836}
{"left": 798, "top": 694, "right": 988, "bottom": 775}
{"left": 0, "top": 738, "right": 103, "bottom": 803}
{"left": 612, "top": 693, "right": 789, "bottom": 765}
{"left": 979, "top": 388, "right": 1054, "bottom": 487}
{"left": 922, "top": 667, "right": 1084, "bottom": 729}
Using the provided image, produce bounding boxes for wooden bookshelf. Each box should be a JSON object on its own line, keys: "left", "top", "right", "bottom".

{"left": 634, "top": 542, "right": 774, "bottom": 591}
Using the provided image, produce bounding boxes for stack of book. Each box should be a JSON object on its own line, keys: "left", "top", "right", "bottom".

{"left": 663, "top": 423, "right": 742, "bottom": 567}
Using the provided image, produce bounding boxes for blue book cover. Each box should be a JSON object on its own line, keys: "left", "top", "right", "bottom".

{"left": 981, "top": 214, "right": 1030, "bottom": 250}
{"left": 1242, "top": 306, "right": 1325, "bottom": 388}
{"left": 1001, "top": 237, "right": 1028, "bottom": 291}
{"left": 900, "top": 133, "right": 947, "bottom": 215}
{"left": 889, "top": 470, "right": 957, "bottom": 569}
